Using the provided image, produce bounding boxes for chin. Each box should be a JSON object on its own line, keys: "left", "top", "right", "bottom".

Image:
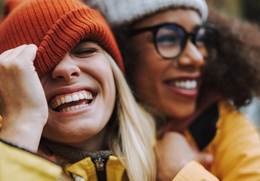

{"left": 167, "top": 106, "right": 196, "bottom": 120}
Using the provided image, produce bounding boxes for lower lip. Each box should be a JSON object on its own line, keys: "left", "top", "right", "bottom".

{"left": 165, "top": 85, "right": 199, "bottom": 98}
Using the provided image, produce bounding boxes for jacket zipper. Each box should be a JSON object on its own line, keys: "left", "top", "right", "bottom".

{"left": 92, "top": 155, "right": 109, "bottom": 181}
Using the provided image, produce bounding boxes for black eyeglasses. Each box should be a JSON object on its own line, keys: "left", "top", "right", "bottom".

{"left": 129, "top": 22, "right": 216, "bottom": 59}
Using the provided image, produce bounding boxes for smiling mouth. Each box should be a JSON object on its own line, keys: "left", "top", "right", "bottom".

{"left": 50, "top": 90, "right": 94, "bottom": 112}
{"left": 166, "top": 80, "right": 198, "bottom": 90}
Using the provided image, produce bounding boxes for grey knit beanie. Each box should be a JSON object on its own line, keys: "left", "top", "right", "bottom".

{"left": 85, "top": 0, "right": 208, "bottom": 26}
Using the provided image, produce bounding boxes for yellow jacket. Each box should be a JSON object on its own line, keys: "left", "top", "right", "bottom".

{"left": 2, "top": 102, "right": 258, "bottom": 180}
{"left": 0, "top": 113, "right": 218, "bottom": 181}
{"left": 185, "top": 100, "right": 260, "bottom": 180}
{"left": 0, "top": 139, "right": 218, "bottom": 181}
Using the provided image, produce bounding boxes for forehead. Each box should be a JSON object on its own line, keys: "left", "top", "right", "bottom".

{"left": 133, "top": 9, "right": 202, "bottom": 30}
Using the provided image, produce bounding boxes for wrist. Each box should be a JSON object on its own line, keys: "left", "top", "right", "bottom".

{"left": 0, "top": 116, "right": 45, "bottom": 152}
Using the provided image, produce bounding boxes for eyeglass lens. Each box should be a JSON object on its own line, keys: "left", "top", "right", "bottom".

{"left": 155, "top": 24, "right": 215, "bottom": 59}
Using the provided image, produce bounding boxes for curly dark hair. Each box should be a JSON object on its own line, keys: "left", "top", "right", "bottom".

{"left": 111, "top": 6, "right": 260, "bottom": 108}
{"left": 203, "top": 5, "right": 260, "bottom": 107}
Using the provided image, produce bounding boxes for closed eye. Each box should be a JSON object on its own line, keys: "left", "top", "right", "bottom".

{"left": 73, "top": 48, "right": 97, "bottom": 55}
{"left": 71, "top": 41, "right": 102, "bottom": 58}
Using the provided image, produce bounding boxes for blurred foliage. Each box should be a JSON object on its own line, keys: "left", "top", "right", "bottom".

{"left": 0, "top": 0, "right": 5, "bottom": 19}
{"left": 241, "top": 0, "right": 260, "bottom": 25}
{"left": 207, "top": 0, "right": 243, "bottom": 18}
{"left": 207, "top": 0, "right": 260, "bottom": 25}
{"left": 0, "top": 0, "right": 3, "bottom": 19}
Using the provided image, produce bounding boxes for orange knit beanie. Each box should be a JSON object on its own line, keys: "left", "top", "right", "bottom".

{"left": 0, "top": 0, "right": 123, "bottom": 77}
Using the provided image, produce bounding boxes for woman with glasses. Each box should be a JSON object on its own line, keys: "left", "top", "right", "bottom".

{"left": 85, "top": 0, "right": 260, "bottom": 180}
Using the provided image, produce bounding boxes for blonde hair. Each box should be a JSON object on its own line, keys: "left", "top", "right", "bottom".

{"left": 105, "top": 52, "right": 156, "bottom": 181}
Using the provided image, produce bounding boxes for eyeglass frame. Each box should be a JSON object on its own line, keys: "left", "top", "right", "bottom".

{"left": 128, "top": 22, "right": 216, "bottom": 60}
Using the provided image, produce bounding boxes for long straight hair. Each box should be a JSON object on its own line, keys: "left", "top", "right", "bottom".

{"left": 105, "top": 52, "right": 156, "bottom": 181}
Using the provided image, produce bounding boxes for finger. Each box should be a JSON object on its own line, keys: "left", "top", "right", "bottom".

{"left": 0, "top": 45, "right": 27, "bottom": 59}
{"left": 0, "top": 44, "right": 37, "bottom": 63}
{"left": 0, "top": 48, "right": 14, "bottom": 59}
{"left": 15, "top": 44, "right": 37, "bottom": 68}
{"left": 198, "top": 152, "right": 213, "bottom": 170}
{"left": 17, "top": 44, "right": 37, "bottom": 62}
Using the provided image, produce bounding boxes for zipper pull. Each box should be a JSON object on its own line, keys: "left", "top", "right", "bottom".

{"left": 94, "top": 157, "right": 105, "bottom": 171}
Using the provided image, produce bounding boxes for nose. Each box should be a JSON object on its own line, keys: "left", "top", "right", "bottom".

{"left": 176, "top": 41, "right": 205, "bottom": 68}
{"left": 51, "top": 54, "right": 81, "bottom": 81}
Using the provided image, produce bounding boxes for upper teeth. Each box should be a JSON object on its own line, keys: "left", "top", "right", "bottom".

{"left": 175, "top": 80, "right": 197, "bottom": 89}
{"left": 51, "top": 91, "right": 93, "bottom": 109}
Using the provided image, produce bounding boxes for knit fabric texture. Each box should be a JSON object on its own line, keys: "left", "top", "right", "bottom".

{"left": 86, "top": 0, "right": 208, "bottom": 26}
{"left": 0, "top": 0, "right": 123, "bottom": 77}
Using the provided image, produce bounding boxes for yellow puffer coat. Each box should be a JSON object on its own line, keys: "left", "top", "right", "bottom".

{"left": 0, "top": 107, "right": 220, "bottom": 181}
{"left": 0, "top": 139, "right": 218, "bottom": 181}
{"left": 185, "top": 100, "right": 260, "bottom": 180}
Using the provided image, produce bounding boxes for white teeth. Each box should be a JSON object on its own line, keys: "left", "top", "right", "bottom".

{"left": 51, "top": 91, "right": 93, "bottom": 110}
{"left": 72, "top": 94, "right": 80, "bottom": 101}
{"left": 175, "top": 80, "right": 197, "bottom": 89}
{"left": 79, "top": 93, "right": 84, "bottom": 99}
{"left": 57, "top": 99, "right": 62, "bottom": 106}
{"left": 61, "top": 97, "right": 66, "bottom": 104}
{"left": 87, "top": 94, "right": 93, "bottom": 99}
{"left": 61, "top": 104, "right": 89, "bottom": 112}
{"left": 65, "top": 95, "right": 73, "bottom": 103}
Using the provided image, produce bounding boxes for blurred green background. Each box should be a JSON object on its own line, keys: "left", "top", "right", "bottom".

{"left": 0, "top": 0, "right": 260, "bottom": 24}
{"left": 0, "top": 0, "right": 4, "bottom": 19}
{"left": 207, "top": 0, "right": 260, "bottom": 24}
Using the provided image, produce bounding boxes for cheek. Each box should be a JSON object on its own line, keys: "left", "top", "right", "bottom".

{"left": 130, "top": 34, "right": 158, "bottom": 58}
{"left": 98, "top": 64, "right": 116, "bottom": 113}
{"left": 128, "top": 42, "right": 158, "bottom": 73}
{"left": 105, "top": 73, "right": 116, "bottom": 108}
{"left": 128, "top": 50, "right": 165, "bottom": 83}
{"left": 127, "top": 58, "right": 162, "bottom": 105}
